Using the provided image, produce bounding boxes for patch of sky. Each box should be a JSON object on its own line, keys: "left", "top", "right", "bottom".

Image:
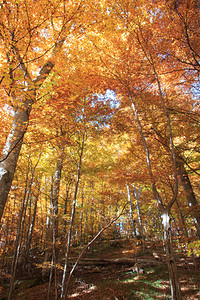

{"left": 85, "top": 90, "right": 119, "bottom": 130}
{"left": 40, "top": 28, "right": 50, "bottom": 38}
{"left": 3, "top": 104, "right": 15, "bottom": 117}
{"left": 191, "top": 80, "right": 200, "bottom": 105}
{"left": 175, "top": 74, "right": 199, "bottom": 107}
{"left": 105, "top": 89, "right": 116, "bottom": 101}
{"left": 158, "top": 52, "right": 170, "bottom": 60}
{"left": 97, "top": 89, "right": 120, "bottom": 108}
{"left": 33, "top": 46, "right": 40, "bottom": 52}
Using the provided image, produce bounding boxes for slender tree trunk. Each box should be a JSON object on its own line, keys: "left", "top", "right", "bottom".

{"left": 132, "top": 184, "right": 146, "bottom": 249}
{"left": 128, "top": 89, "right": 182, "bottom": 299}
{"left": 83, "top": 208, "right": 89, "bottom": 244}
{"left": 47, "top": 257, "right": 54, "bottom": 300}
{"left": 61, "top": 133, "right": 85, "bottom": 298}
{"left": 8, "top": 161, "right": 31, "bottom": 300}
{"left": 63, "top": 203, "right": 128, "bottom": 299}
{"left": 51, "top": 147, "right": 64, "bottom": 242}
{"left": 42, "top": 202, "right": 52, "bottom": 279}
{"left": 25, "top": 179, "right": 41, "bottom": 258}
{"left": 89, "top": 182, "right": 95, "bottom": 250}
{"left": 64, "top": 181, "right": 71, "bottom": 233}
{"left": 64, "top": 192, "right": 69, "bottom": 232}
{"left": 126, "top": 184, "right": 137, "bottom": 237}
{"left": 47, "top": 193, "right": 58, "bottom": 300}
{"left": 176, "top": 199, "right": 189, "bottom": 242}
{"left": 80, "top": 188, "right": 85, "bottom": 244}
{"left": 43, "top": 178, "right": 50, "bottom": 251}
{"left": 161, "top": 211, "right": 182, "bottom": 300}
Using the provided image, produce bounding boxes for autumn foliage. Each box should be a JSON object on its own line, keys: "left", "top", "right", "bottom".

{"left": 0, "top": 0, "right": 199, "bottom": 299}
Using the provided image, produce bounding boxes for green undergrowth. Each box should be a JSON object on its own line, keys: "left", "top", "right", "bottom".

{"left": 95, "top": 265, "right": 171, "bottom": 300}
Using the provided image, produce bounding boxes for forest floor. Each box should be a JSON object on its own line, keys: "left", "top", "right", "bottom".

{"left": 0, "top": 239, "right": 200, "bottom": 299}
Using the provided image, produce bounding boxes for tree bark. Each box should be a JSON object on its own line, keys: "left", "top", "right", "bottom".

{"left": 64, "top": 180, "right": 72, "bottom": 233}
{"left": 25, "top": 179, "right": 41, "bottom": 258}
{"left": 132, "top": 184, "right": 146, "bottom": 249}
{"left": 0, "top": 99, "right": 33, "bottom": 223}
{"left": 176, "top": 155, "right": 200, "bottom": 237}
{"left": 161, "top": 211, "right": 182, "bottom": 300}
{"left": 126, "top": 184, "right": 137, "bottom": 237}
{"left": 51, "top": 146, "right": 65, "bottom": 241}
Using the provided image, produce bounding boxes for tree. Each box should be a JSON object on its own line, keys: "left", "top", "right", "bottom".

{"left": 0, "top": 0, "right": 87, "bottom": 222}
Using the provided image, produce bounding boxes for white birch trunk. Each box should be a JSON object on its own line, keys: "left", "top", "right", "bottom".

{"left": 0, "top": 98, "right": 33, "bottom": 221}
{"left": 126, "top": 184, "right": 137, "bottom": 237}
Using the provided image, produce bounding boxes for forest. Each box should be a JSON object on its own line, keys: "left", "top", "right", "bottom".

{"left": 0, "top": 0, "right": 199, "bottom": 299}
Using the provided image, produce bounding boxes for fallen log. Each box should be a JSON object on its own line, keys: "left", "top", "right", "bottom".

{"left": 68, "top": 257, "right": 164, "bottom": 267}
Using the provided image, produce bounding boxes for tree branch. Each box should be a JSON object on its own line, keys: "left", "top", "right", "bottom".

{"left": 63, "top": 201, "right": 129, "bottom": 299}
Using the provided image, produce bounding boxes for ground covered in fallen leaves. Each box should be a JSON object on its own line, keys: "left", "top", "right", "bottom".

{"left": 0, "top": 239, "right": 200, "bottom": 299}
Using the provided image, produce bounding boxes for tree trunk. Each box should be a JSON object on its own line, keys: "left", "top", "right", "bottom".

{"left": 152, "top": 127, "right": 200, "bottom": 237}
{"left": 61, "top": 133, "right": 85, "bottom": 298}
{"left": 126, "top": 184, "right": 137, "bottom": 237}
{"left": 42, "top": 202, "right": 52, "bottom": 279}
{"left": 43, "top": 178, "right": 50, "bottom": 251}
{"left": 132, "top": 184, "right": 146, "bottom": 249}
{"left": 64, "top": 181, "right": 72, "bottom": 233}
{"left": 128, "top": 90, "right": 182, "bottom": 300}
{"left": 51, "top": 148, "right": 64, "bottom": 241}
{"left": 176, "top": 155, "right": 200, "bottom": 237}
{"left": 80, "top": 188, "right": 85, "bottom": 244}
{"left": 48, "top": 192, "right": 58, "bottom": 300}
{"left": 161, "top": 211, "right": 182, "bottom": 300}
{"left": 0, "top": 100, "right": 33, "bottom": 223}
{"left": 25, "top": 179, "right": 41, "bottom": 258}
{"left": 8, "top": 161, "right": 31, "bottom": 300}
